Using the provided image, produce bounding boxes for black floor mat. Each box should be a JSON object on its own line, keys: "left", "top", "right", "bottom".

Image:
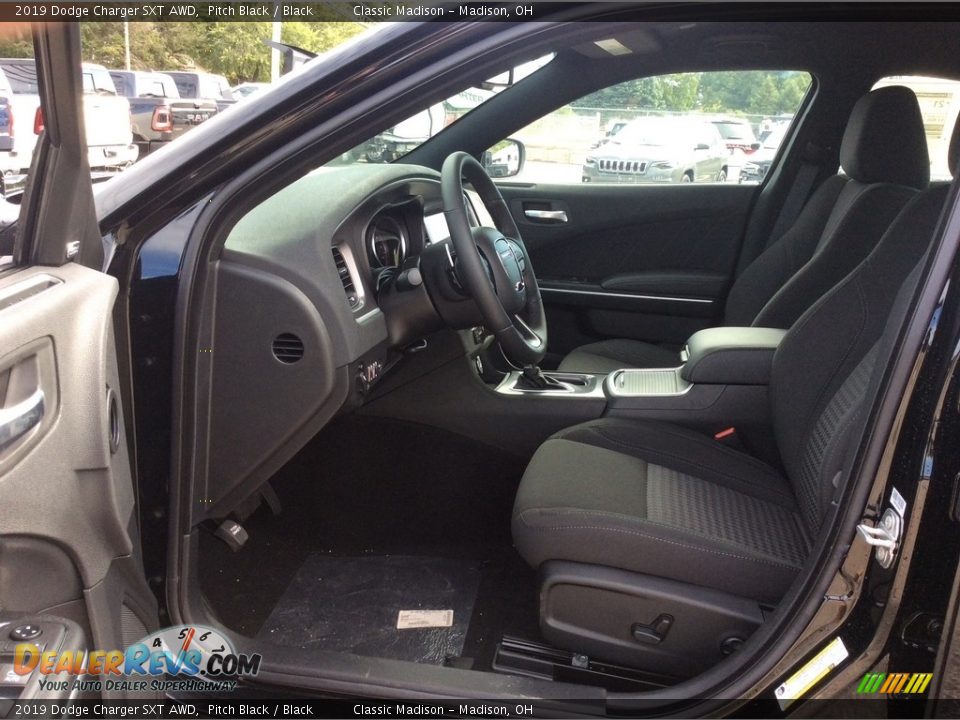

{"left": 199, "top": 415, "right": 541, "bottom": 668}
{"left": 256, "top": 554, "right": 479, "bottom": 664}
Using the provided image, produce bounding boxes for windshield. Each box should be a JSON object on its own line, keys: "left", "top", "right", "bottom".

{"left": 332, "top": 55, "right": 553, "bottom": 165}
{"left": 713, "top": 121, "right": 755, "bottom": 141}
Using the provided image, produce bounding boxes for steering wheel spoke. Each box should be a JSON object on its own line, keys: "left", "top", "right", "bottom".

{"left": 512, "top": 314, "right": 544, "bottom": 349}
{"left": 441, "top": 152, "right": 547, "bottom": 365}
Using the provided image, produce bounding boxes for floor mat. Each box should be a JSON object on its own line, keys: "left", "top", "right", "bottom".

{"left": 256, "top": 554, "right": 480, "bottom": 665}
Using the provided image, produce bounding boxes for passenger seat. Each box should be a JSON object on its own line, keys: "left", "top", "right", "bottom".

{"left": 558, "top": 86, "right": 931, "bottom": 373}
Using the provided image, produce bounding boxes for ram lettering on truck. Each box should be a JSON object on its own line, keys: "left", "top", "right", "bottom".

{"left": 110, "top": 70, "right": 218, "bottom": 156}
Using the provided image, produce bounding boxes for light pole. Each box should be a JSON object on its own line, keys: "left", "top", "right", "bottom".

{"left": 123, "top": 21, "right": 131, "bottom": 70}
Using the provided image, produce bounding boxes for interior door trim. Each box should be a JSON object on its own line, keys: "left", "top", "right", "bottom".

{"left": 0, "top": 387, "right": 44, "bottom": 453}
{"left": 540, "top": 285, "right": 715, "bottom": 305}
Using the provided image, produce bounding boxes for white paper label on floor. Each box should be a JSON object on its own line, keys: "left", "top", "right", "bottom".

{"left": 397, "top": 609, "right": 454, "bottom": 629}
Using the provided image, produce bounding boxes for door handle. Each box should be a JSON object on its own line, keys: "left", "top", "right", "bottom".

{"left": 524, "top": 209, "right": 568, "bottom": 223}
{"left": 0, "top": 387, "right": 44, "bottom": 453}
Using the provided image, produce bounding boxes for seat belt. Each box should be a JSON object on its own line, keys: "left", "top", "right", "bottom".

{"left": 765, "top": 142, "right": 828, "bottom": 246}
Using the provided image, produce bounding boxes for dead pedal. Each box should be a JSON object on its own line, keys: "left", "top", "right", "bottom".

{"left": 214, "top": 519, "right": 248, "bottom": 552}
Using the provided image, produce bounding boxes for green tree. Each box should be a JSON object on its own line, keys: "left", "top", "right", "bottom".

{"left": 66, "top": 21, "right": 364, "bottom": 84}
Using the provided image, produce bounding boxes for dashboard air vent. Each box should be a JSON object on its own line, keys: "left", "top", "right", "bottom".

{"left": 272, "top": 333, "right": 304, "bottom": 364}
{"left": 331, "top": 246, "right": 360, "bottom": 308}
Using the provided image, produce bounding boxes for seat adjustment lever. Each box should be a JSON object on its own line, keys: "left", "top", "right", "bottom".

{"left": 631, "top": 613, "right": 674, "bottom": 644}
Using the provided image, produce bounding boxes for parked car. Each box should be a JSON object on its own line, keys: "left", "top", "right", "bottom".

{"left": 711, "top": 117, "right": 761, "bottom": 155}
{"left": 582, "top": 115, "right": 731, "bottom": 182}
{"left": 163, "top": 70, "right": 236, "bottom": 112}
{"left": 739, "top": 123, "right": 789, "bottom": 183}
{"left": 109, "top": 70, "right": 218, "bottom": 156}
{"left": 0, "top": 58, "right": 137, "bottom": 175}
{"left": 589, "top": 118, "right": 629, "bottom": 149}
{"left": 231, "top": 81, "right": 269, "bottom": 100}
{"left": 341, "top": 102, "right": 448, "bottom": 163}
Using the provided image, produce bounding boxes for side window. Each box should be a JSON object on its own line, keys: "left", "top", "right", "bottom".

{"left": 495, "top": 70, "right": 812, "bottom": 186}
{"left": 873, "top": 76, "right": 960, "bottom": 182}
{"left": 110, "top": 74, "right": 127, "bottom": 96}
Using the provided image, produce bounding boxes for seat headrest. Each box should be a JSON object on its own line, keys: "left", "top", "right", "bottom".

{"left": 950, "top": 113, "right": 960, "bottom": 179}
{"left": 840, "top": 86, "right": 929, "bottom": 189}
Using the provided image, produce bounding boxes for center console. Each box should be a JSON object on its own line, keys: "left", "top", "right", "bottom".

{"left": 492, "top": 327, "right": 787, "bottom": 431}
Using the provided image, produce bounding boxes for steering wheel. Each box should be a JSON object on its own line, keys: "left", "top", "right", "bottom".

{"left": 441, "top": 151, "right": 548, "bottom": 366}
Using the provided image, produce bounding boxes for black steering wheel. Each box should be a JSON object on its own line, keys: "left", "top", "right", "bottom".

{"left": 441, "top": 151, "right": 548, "bottom": 366}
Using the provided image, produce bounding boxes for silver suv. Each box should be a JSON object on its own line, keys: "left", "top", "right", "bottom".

{"left": 582, "top": 116, "right": 731, "bottom": 184}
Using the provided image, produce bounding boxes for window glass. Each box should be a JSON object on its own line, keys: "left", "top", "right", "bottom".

{"left": 873, "top": 76, "right": 960, "bottom": 182}
{"left": 83, "top": 67, "right": 117, "bottom": 95}
{"left": 170, "top": 75, "right": 197, "bottom": 99}
{"left": 332, "top": 55, "right": 554, "bottom": 165}
{"left": 504, "top": 70, "right": 812, "bottom": 185}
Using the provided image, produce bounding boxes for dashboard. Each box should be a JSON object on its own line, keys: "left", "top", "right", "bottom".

{"left": 205, "top": 162, "right": 492, "bottom": 519}
{"left": 221, "top": 163, "right": 482, "bottom": 376}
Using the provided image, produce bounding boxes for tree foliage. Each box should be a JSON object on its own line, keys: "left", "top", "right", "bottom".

{"left": 0, "top": 21, "right": 364, "bottom": 84}
{"left": 575, "top": 71, "right": 811, "bottom": 116}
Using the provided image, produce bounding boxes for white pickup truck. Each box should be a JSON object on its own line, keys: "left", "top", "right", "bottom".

{"left": 0, "top": 59, "right": 138, "bottom": 176}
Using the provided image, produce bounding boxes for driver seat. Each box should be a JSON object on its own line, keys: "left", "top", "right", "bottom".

{"left": 511, "top": 126, "right": 958, "bottom": 675}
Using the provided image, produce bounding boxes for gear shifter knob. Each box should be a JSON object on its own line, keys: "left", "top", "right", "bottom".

{"left": 518, "top": 365, "right": 551, "bottom": 390}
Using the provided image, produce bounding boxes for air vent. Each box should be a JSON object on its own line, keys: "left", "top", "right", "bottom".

{"left": 331, "top": 246, "right": 360, "bottom": 308}
{"left": 272, "top": 333, "right": 304, "bottom": 364}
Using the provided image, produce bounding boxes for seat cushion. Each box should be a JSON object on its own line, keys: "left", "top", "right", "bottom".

{"left": 512, "top": 419, "right": 810, "bottom": 603}
{"left": 556, "top": 339, "right": 680, "bottom": 374}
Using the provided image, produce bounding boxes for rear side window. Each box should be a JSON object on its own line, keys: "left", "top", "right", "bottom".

{"left": 493, "top": 70, "right": 812, "bottom": 186}
{"left": 873, "top": 76, "right": 960, "bottom": 182}
{"left": 110, "top": 73, "right": 129, "bottom": 96}
{"left": 143, "top": 80, "right": 169, "bottom": 98}
{"left": 0, "top": 60, "right": 38, "bottom": 94}
{"left": 170, "top": 75, "right": 198, "bottom": 99}
{"left": 82, "top": 67, "right": 117, "bottom": 95}
{"left": 159, "top": 77, "right": 179, "bottom": 99}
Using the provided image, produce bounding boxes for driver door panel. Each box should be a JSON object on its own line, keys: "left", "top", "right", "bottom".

{"left": 0, "top": 263, "right": 157, "bottom": 657}
{"left": 0, "top": 24, "right": 157, "bottom": 699}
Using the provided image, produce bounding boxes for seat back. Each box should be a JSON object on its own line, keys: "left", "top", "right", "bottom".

{"left": 725, "top": 86, "right": 930, "bottom": 329}
{"left": 771, "top": 119, "right": 958, "bottom": 532}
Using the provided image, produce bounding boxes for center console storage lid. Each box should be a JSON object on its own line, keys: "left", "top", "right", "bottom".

{"left": 681, "top": 327, "right": 787, "bottom": 385}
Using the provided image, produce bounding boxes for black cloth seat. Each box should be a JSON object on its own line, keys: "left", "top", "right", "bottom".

{"left": 513, "top": 418, "right": 807, "bottom": 602}
{"left": 514, "top": 126, "right": 958, "bottom": 605}
{"left": 558, "top": 86, "right": 930, "bottom": 374}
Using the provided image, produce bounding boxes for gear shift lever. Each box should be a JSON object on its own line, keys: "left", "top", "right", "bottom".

{"left": 517, "top": 365, "right": 553, "bottom": 390}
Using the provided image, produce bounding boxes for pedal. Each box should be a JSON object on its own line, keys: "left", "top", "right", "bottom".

{"left": 214, "top": 519, "right": 248, "bottom": 552}
{"left": 260, "top": 482, "right": 283, "bottom": 516}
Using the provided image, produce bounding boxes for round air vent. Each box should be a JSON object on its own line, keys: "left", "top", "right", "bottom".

{"left": 272, "top": 333, "right": 304, "bottom": 364}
